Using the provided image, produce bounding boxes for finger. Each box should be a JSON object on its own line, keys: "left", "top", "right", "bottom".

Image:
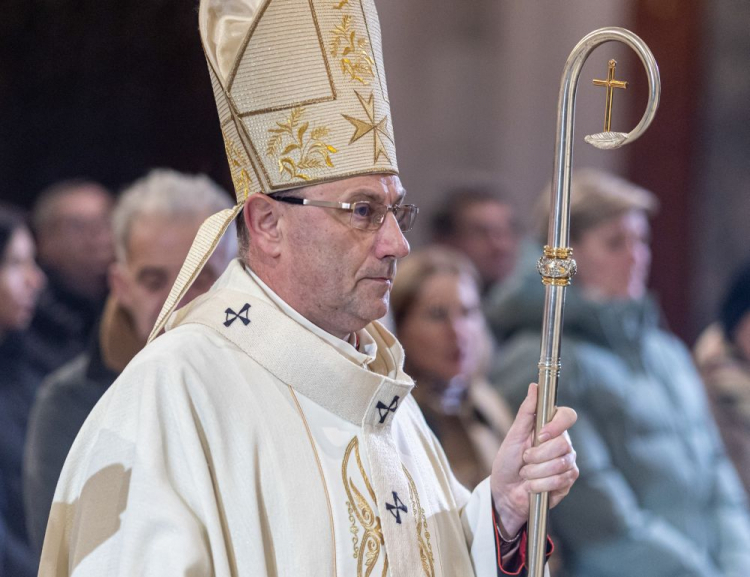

{"left": 520, "top": 450, "right": 577, "bottom": 480}
{"left": 524, "top": 434, "right": 574, "bottom": 464}
{"left": 505, "top": 383, "right": 538, "bottom": 442}
{"left": 550, "top": 472, "right": 580, "bottom": 508}
{"left": 526, "top": 467, "right": 579, "bottom": 495}
{"left": 537, "top": 406, "right": 577, "bottom": 443}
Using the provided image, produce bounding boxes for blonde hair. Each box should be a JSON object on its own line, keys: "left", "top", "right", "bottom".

{"left": 535, "top": 168, "right": 659, "bottom": 243}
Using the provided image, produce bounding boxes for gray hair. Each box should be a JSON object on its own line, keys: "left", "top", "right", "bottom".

{"left": 113, "top": 169, "right": 234, "bottom": 262}
{"left": 534, "top": 168, "right": 659, "bottom": 244}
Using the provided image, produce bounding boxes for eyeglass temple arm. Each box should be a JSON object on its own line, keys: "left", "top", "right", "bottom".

{"left": 270, "top": 196, "right": 304, "bottom": 205}
{"left": 272, "top": 197, "right": 352, "bottom": 210}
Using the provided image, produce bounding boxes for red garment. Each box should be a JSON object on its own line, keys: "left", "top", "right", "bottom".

{"left": 492, "top": 505, "right": 554, "bottom": 576}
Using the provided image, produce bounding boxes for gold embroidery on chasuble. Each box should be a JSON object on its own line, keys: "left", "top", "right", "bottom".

{"left": 342, "top": 437, "right": 388, "bottom": 576}
{"left": 266, "top": 107, "right": 338, "bottom": 181}
{"left": 403, "top": 468, "right": 435, "bottom": 577}
{"left": 342, "top": 437, "right": 435, "bottom": 577}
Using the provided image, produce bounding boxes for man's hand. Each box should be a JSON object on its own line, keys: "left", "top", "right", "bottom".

{"left": 490, "top": 383, "right": 579, "bottom": 538}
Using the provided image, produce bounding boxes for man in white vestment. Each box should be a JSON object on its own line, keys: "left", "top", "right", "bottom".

{"left": 38, "top": 0, "right": 579, "bottom": 575}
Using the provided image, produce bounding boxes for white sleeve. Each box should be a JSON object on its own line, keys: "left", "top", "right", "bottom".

{"left": 461, "top": 477, "right": 502, "bottom": 576}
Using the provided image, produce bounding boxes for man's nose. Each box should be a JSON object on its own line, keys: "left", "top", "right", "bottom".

{"left": 375, "top": 212, "right": 410, "bottom": 259}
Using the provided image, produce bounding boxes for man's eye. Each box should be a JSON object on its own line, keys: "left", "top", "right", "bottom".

{"left": 352, "top": 203, "right": 372, "bottom": 218}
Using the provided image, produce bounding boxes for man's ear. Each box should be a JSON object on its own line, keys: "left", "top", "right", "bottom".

{"left": 244, "top": 194, "right": 283, "bottom": 257}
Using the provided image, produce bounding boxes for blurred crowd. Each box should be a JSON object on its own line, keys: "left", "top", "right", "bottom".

{"left": 2, "top": 167, "right": 750, "bottom": 576}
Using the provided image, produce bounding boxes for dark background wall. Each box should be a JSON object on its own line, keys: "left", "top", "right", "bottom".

{"left": 0, "top": 0, "right": 228, "bottom": 203}
{"left": 2, "top": 0, "right": 748, "bottom": 343}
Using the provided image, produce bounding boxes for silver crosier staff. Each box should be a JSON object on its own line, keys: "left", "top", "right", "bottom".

{"left": 527, "top": 27, "right": 661, "bottom": 577}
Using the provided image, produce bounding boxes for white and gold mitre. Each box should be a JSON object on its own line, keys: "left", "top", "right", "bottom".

{"left": 149, "top": 0, "right": 398, "bottom": 341}
{"left": 203, "top": 0, "right": 398, "bottom": 195}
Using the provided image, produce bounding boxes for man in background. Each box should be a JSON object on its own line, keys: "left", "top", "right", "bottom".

{"left": 431, "top": 182, "right": 522, "bottom": 298}
{"left": 25, "top": 180, "right": 115, "bottom": 380}
{"left": 23, "top": 169, "right": 236, "bottom": 552}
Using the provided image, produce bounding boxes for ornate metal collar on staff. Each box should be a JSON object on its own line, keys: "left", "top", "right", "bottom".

{"left": 528, "top": 27, "right": 660, "bottom": 577}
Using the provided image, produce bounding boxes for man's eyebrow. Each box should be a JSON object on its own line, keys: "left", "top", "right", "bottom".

{"left": 343, "top": 189, "right": 384, "bottom": 203}
{"left": 343, "top": 187, "right": 407, "bottom": 204}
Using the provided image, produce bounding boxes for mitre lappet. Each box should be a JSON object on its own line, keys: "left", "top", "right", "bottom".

{"left": 150, "top": 0, "right": 399, "bottom": 340}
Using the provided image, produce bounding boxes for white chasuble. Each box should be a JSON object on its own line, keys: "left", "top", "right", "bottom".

{"left": 39, "top": 260, "right": 500, "bottom": 577}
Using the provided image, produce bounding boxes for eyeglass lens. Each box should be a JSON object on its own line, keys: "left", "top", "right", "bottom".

{"left": 350, "top": 202, "right": 417, "bottom": 232}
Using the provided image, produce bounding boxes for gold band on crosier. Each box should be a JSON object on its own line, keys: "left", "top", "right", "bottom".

{"left": 541, "top": 277, "right": 572, "bottom": 287}
{"left": 537, "top": 245, "right": 577, "bottom": 287}
{"left": 542, "top": 245, "right": 573, "bottom": 259}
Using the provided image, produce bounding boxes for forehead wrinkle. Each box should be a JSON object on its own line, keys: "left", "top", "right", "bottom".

{"left": 341, "top": 184, "right": 407, "bottom": 206}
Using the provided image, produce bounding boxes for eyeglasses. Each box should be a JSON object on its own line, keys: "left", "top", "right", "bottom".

{"left": 271, "top": 196, "right": 419, "bottom": 232}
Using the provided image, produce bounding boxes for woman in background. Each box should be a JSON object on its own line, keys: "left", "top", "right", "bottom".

{"left": 0, "top": 205, "right": 46, "bottom": 577}
{"left": 488, "top": 169, "right": 750, "bottom": 577}
{"left": 694, "top": 261, "right": 750, "bottom": 495}
{"left": 391, "top": 246, "right": 513, "bottom": 490}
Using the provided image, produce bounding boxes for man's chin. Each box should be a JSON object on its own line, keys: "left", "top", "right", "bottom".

{"left": 356, "top": 299, "right": 388, "bottom": 327}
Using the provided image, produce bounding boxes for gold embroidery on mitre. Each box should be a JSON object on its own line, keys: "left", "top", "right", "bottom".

{"left": 333, "top": 0, "right": 350, "bottom": 8}
{"left": 266, "top": 106, "right": 338, "bottom": 182}
{"left": 222, "top": 128, "right": 253, "bottom": 200}
{"left": 330, "top": 13, "right": 375, "bottom": 85}
{"left": 342, "top": 437, "right": 389, "bottom": 577}
{"left": 403, "top": 467, "right": 435, "bottom": 577}
{"left": 343, "top": 91, "right": 391, "bottom": 164}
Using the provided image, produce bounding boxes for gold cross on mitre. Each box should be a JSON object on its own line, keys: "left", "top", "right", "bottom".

{"left": 343, "top": 91, "right": 391, "bottom": 164}
{"left": 593, "top": 59, "right": 628, "bottom": 132}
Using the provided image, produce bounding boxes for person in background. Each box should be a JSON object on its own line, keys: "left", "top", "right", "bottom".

{"left": 489, "top": 168, "right": 750, "bottom": 577}
{"left": 24, "top": 180, "right": 115, "bottom": 381}
{"left": 0, "top": 205, "right": 46, "bottom": 577}
{"left": 390, "top": 246, "right": 513, "bottom": 490}
{"left": 431, "top": 182, "right": 522, "bottom": 298}
{"left": 694, "top": 260, "right": 750, "bottom": 496}
{"left": 23, "top": 169, "right": 236, "bottom": 552}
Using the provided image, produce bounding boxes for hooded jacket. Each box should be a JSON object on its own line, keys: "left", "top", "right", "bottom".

{"left": 487, "top": 275, "right": 750, "bottom": 577}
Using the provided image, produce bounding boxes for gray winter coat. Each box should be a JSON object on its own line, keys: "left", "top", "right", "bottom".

{"left": 487, "top": 277, "right": 750, "bottom": 577}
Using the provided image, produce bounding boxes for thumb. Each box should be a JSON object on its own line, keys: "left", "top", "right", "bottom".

{"left": 505, "top": 382, "right": 538, "bottom": 443}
